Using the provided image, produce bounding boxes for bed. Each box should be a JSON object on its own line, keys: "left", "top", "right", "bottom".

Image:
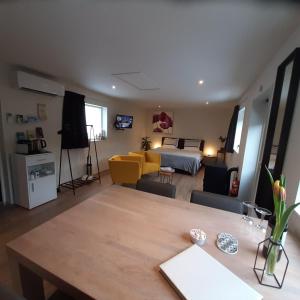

{"left": 152, "top": 137, "right": 205, "bottom": 175}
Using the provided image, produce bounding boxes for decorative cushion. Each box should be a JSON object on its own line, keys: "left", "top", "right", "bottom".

{"left": 184, "top": 139, "right": 201, "bottom": 148}
{"left": 183, "top": 146, "right": 199, "bottom": 151}
{"left": 163, "top": 138, "right": 179, "bottom": 147}
{"left": 162, "top": 144, "right": 176, "bottom": 149}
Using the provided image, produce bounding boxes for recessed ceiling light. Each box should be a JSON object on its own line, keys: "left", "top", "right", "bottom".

{"left": 112, "top": 85, "right": 116, "bottom": 89}
{"left": 206, "top": 101, "right": 209, "bottom": 105}
{"left": 158, "top": 105, "right": 161, "bottom": 108}
{"left": 198, "top": 80, "right": 204, "bottom": 85}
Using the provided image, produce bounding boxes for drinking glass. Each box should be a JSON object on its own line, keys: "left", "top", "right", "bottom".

{"left": 242, "top": 201, "right": 257, "bottom": 225}
{"left": 255, "top": 207, "right": 272, "bottom": 232}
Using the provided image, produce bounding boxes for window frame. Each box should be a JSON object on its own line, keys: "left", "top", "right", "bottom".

{"left": 295, "top": 181, "right": 300, "bottom": 215}
{"left": 233, "top": 107, "right": 245, "bottom": 154}
{"left": 85, "top": 102, "right": 108, "bottom": 141}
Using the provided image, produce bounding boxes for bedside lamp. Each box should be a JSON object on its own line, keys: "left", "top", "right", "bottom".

{"left": 153, "top": 142, "right": 161, "bottom": 149}
{"left": 205, "top": 147, "right": 215, "bottom": 157}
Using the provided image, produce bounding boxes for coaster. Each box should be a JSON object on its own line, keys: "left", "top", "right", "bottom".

{"left": 216, "top": 232, "right": 238, "bottom": 255}
{"left": 190, "top": 229, "right": 207, "bottom": 246}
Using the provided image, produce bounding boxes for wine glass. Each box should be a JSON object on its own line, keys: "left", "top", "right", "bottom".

{"left": 255, "top": 207, "right": 272, "bottom": 232}
{"left": 242, "top": 201, "right": 257, "bottom": 225}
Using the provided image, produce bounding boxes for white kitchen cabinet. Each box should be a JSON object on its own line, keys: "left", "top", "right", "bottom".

{"left": 11, "top": 152, "right": 57, "bottom": 209}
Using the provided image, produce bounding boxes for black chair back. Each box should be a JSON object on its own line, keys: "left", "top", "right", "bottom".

{"left": 190, "top": 190, "right": 243, "bottom": 214}
{"left": 136, "top": 179, "right": 176, "bottom": 198}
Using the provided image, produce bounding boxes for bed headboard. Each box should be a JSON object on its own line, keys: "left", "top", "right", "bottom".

{"left": 161, "top": 137, "right": 205, "bottom": 151}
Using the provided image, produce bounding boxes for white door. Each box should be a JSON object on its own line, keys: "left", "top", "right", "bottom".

{"left": 28, "top": 175, "right": 57, "bottom": 208}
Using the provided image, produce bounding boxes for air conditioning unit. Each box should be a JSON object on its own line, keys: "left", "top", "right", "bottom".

{"left": 17, "top": 71, "right": 65, "bottom": 96}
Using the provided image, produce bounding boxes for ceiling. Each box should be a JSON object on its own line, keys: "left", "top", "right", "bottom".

{"left": 0, "top": 0, "right": 299, "bottom": 107}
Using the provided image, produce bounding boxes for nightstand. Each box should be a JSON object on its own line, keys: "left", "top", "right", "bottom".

{"left": 202, "top": 156, "right": 217, "bottom": 166}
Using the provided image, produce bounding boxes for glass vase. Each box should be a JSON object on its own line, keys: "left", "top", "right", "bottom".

{"left": 253, "top": 237, "right": 289, "bottom": 288}
{"left": 266, "top": 239, "right": 281, "bottom": 276}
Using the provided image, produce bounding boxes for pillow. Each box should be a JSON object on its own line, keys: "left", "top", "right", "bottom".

{"left": 162, "top": 144, "right": 177, "bottom": 149}
{"left": 183, "top": 146, "right": 199, "bottom": 152}
{"left": 163, "top": 138, "right": 179, "bottom": 147}
{"left": 184, "top": 139, "right": 200, "bottom": 148}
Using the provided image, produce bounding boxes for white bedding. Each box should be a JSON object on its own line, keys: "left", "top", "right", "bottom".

{"left": 154, "top": 147, "right": 202, "bottom": 159}
{"left": 152, "top": 147, "right": 203, "bottom": 175}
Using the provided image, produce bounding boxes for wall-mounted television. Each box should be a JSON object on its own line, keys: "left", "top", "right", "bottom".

{"left": 115, "top": 114, "right": 133, "bottom": 129}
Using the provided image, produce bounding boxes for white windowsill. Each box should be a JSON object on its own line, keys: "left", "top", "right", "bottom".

{"left": 88, "top": 138, "right": 107, "bottom": 142}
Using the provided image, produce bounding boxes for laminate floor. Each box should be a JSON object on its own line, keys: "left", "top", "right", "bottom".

{"left": 0, "top": 168, "right": 204, "bottom": 293}
{"left": 143, "top": 168, "right": 204, "bottom": 201}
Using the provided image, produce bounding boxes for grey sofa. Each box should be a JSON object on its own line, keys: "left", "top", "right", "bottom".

{"left": 190, "top": 190, "right": 244, "bottom": 214}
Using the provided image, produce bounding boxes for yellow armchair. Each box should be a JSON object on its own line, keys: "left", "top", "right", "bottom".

{"left": 128, "top": 151, "right": 161, "bottom": 175}
{"left": 108, "top": 155, "right": 143, "bottom": 184}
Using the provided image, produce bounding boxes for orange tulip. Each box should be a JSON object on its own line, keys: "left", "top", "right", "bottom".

{"left": 279, "top": 186, "right": 286, "bottom": 202}
{"left": 273, "top": 180, "right": 280, "bottom": 198}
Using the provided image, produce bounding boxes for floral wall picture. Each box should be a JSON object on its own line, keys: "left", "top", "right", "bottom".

{"left": 153, "top": 111, "right": 173, "bottom": 134}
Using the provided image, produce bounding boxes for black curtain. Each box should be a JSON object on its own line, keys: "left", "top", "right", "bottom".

{"left": 224, "top": 105, "right": 240, "bottom": 153}
{"left": 61, "top": 91, "right": 89, "bottom": 149}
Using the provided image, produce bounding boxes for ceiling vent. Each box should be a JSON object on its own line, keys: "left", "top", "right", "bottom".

{"left": 112, "top": 72, "right": 159, "bottom": 91}
{"left": 17, "top": 71, "right": 65, "bottom": 96}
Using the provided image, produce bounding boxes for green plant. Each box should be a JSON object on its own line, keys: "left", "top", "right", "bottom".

{"left": 218, "top": 136, "right": 226, "bottom": 144}
{"left": 265, "top": 166, "right": 300, "bottom": 274}
{"left": 141, "top": 137, "right": 152, "bottom": 151}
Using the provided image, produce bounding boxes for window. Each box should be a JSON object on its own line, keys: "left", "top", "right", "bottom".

{"left": 233, "top": 107, "right": 245, "bottom": 153}
{"left": 295, "top": 181, "right": 300, "bottom": 215}
{"left": 85, "top": 103, "right": 107, "bottom": 140}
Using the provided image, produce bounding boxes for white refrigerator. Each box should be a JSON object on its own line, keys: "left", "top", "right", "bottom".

{"left": 11, "top": 152, "right": 57, "bottom": 209}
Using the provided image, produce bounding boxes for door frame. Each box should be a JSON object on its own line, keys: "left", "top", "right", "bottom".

{"left": 255, "top": 48, "right": 300, "bottom": 211}
{"left": 249, "top": 87, "right": 273, "bottom": 203}
{"left": 0, "top": 99, "right": 7, "bottom": 204}
{"left": 0, "top": 99, "right": 13, "bottom": 205}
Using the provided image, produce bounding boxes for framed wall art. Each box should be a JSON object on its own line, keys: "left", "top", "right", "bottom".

{"left": 153, "top": 111, "right": 173, "bottom": 134}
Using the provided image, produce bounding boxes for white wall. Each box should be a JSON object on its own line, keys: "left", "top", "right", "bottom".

{"left": 0, "top": 62, "right": 146, "bottom": 204}
{"left": 232, "top": 25, "right": 300, "bottom": 237}
{"left": 145, "top": 106, "right": 234, "bottom": 155}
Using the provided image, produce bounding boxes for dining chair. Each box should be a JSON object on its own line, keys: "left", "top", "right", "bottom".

{"left": 190, "top": 190, "right": 243, "bottom": 214}
{"left": 136, "top": 179, "right": 176, "bottom": 199}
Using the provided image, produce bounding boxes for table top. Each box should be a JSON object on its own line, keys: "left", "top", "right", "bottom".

{"left": 7, "top": 186, "right": 300, "bottom": 299}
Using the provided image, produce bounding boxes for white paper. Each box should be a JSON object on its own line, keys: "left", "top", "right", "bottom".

{"left": 160, "top": 245, "right": 263, "bottom": 300}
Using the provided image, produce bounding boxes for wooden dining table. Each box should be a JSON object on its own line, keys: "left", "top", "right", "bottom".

{"left": 6, "top": 185, "right": 300, "bottom": 300}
